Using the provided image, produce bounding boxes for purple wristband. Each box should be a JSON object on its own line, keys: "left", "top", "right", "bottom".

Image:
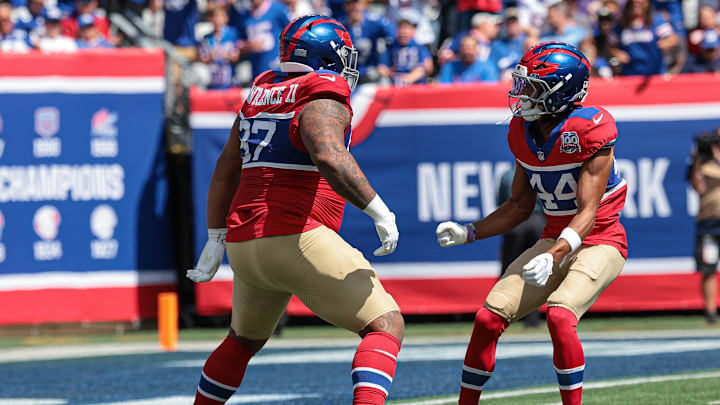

{"left": 465, "top": 223, "right": 476, "bottom": 243}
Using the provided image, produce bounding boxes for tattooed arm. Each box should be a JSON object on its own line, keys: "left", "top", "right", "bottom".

{"left": 299, "top": 98, "right": 399, "bottom": 256}
{"left": 298, "top": 98, "right": 374, "bottom": 209}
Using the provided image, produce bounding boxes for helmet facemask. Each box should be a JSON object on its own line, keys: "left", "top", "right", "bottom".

{"left": 331, "top": 40, "right": 359, "bottom": 91}
{"left": 508, "top": 64, "right": 587, "bottom": 121}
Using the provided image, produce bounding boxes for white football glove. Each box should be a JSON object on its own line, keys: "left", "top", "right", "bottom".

{"left": 372, "top": 212, "right": 399, "bottom": 256}
{"left": 435, "top": 221, "right": 468, "bottom": 247}
{"left": 522, "top": 253, "right": 554, "bottom": 287}
{"left": 363, "top": 195, "right": 399, "bottom": 256}
{"left": 186, "top": 228, "right": 227, "bottom": 283}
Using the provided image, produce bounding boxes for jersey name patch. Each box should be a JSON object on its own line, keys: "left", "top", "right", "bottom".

{"left": 560, "top": 131, "right": 581, "bottom": 154}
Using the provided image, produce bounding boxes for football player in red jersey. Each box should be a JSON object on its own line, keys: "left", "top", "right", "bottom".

{"left": 187, "top": 15, "right": 404, "bottom": 405}
{"left": 436, "top": 42, "right": 628, "bottom": 405}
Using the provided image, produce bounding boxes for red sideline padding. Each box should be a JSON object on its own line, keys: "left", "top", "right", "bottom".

{"left": 190, "top": 87, "right": 246, "bottom": 112}
{"left": 0, "top": 49, "right": 165, "bottom": 76}
{"left": 195, "top": 274, "right": 720, "bottom": 317}
{"left": 0, "top": 284, "right": 175, "bottom": 325}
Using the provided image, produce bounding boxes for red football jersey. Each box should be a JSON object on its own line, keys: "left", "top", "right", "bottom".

{"left": 507, "top": 106, "right": 628, "bottom": 257}
{"left": 225, "top": 69, "right": 353, "bottom": 243}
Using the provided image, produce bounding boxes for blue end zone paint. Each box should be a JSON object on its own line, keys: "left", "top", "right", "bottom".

{"left": 0, "top": 337, "right": 719, "bottom": 404}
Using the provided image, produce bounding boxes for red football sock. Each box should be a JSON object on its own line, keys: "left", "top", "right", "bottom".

{"left": 351, "top": 332, "right": 402, "bottom": 405}
{"left": 459, "top": 307, "right": 509, "bottom": 405}
{"left": 195, "top": 336, "right": 254, "bottom": 404}
{"left": 547, "top": 307, "right": 584, "bottom": 405}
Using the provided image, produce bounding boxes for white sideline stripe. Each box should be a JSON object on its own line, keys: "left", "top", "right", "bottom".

{"left": 243, "top": 161, "right": 318, "bottom": 171}
{"left": 374, "top": 103, "right": 720, "bottom": 127}
{"left": 0, "top": 270, "right": 175, "bottom": 291}
{"left": 554, "top": 364, "right": 585, "bottom": 374}
{"left": 190, "top": 112, "right": 236, "bottom": 128}
{"left": 462, "top": 364, "right": 492, "bottom": 376}
{"left": 202, "top": 370, "right": 239, "bottom": 390}
{"left": 190, "top": 102, "right": 720, "bottom": 130}
{"left": 1, "top": 331, "right": 718, "bottom": 365}
{"left": 353, "top": 382, "right": 388, "bottom": 396}
{"left": 208, "top": 256, "right": 696, "bottom": 282}
{"left": 352, "top": 366, "right": 394, "bottom": 382}
{"left": 162, "top": 337, "right": 720, "bottom": 368}
{"left": 93, "top": 393, "right": 320, "bottom": 405}
{"left": 350, "top": 84, "right": 378, "bottom": 129}
{"left": 0, "top": 255, "right": 697, "bottom": 290}
{"left": 393, "top": 370, "right": 720, "bottom": 405}
{"left": 0, "top": 77, "right": 165, "bottom": 93}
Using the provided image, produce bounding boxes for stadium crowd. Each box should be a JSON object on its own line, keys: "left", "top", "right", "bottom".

{"left": 1, "top": 0, "right": 719, "bottom": 87}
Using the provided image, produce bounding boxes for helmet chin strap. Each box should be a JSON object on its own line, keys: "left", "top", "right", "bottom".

{"left": 520, "top": 100, "right": 543, "bottom": 121}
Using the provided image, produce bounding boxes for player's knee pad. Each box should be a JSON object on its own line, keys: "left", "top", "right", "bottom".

{"left": 474, "top": 307, "right": 509, "bottom": 336}
{"left": 546, "top": 306, "right": 578, "bottom": 338}
{"left": 484, "top": 291, "right": 517, "bottom": 322}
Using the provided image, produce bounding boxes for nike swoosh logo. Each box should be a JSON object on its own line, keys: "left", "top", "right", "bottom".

{"left": 319, "top": 75, "right": 336, "bottom": 82}
{"left": 593, "top": 113, "right": 603, "bottom": 124}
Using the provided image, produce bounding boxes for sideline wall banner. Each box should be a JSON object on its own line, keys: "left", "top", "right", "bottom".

{"left": 191, "top": 74, "right": 720, "bottom": 316}
{"left": 0, "top": 50, "right": 173, "bottom": 324}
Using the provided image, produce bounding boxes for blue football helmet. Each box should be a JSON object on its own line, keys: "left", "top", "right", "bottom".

{"left": 278, "top": 15, "right": 360, "bottom": 91}
{"left": 508, "top": 41, "right": 591, "bottom": 121}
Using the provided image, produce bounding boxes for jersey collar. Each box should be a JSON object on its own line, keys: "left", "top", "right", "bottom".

{"left": 523, "top": 115, "right": 571, "bottom": 163}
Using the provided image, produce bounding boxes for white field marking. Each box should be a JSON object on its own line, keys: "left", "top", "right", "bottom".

{"left": 162, "top": 338, "right": 720, "bottom": 368}
{"left": 707, "top": 401, "right": 720, "bottom": 405}
{"left": 2, "top": 255, "right": 694, "bottom": 291}
{"left": 92, "top": 393, "right": 320, "bottom": 404}
{"left": 3, "top": 329, "right": 720, "bottom": 365}
{"left": 373, "top": 103, "right": 720, "bottom": 127}
{"left": 390, "top": 371, "right": 720, "bottom": 405}
{"left": 0, "top": 77, "right": 165, "bottom": 94}
{"left": 0, "top": 400, "right": 67, "bottom": 405}
{"left": 207, "top": 257, "right": 695, "bottom": 283}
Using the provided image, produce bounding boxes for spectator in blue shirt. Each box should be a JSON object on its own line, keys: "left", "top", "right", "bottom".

{"left": 378, "top": 10, "right": 433, "bottom": 86}
{"left": 608, "top": 0, "right": 679, "bottom": 76}
{"left": 439, "top": 12, "right": 501, "bottom": 67}
{"left": 0, "top": 3, "right": 31, "bottom": 52}
{"left": 13, "top": 0, "right": 48, "bottom": 40}
{"left": 164, "top": 0, "right": 198, "bottom": 58}
{"left": 75, "top": 13, "right": 113, "bottom": 48}
{"left": 439, "top": 35, "right": 499, "bottom": 83}
{"left": 539, "top": 1, "right": 587, "bottom": 48}
{"left": 199, "top": 7, "right": 240, "bottom": 89}
{"left": 343, "top": 0, "right": 395, "bottom": 82}
{"left": 491, "top": 7, "right": 526, "bottom": 80}
{"left": 232, "top": 0, "right": 291, "bottom": 78}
